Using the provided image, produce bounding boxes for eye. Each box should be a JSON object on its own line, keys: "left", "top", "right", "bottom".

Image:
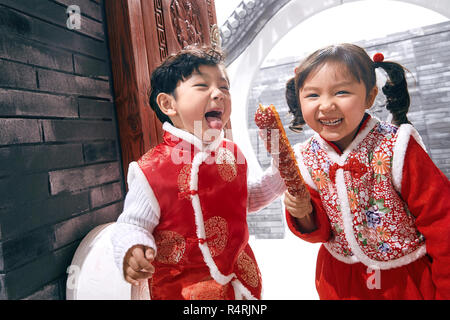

{"left": 305, "top": 93, "right": 319, "bottom": 98}
{"left": 220, "top": 86, "right": 230, "bottom": 91}
{"left": 336, "top": 90, "right": 349, "bottom": 95}
{"left": 194, "top": 83, "right": 208, "bottom": 88}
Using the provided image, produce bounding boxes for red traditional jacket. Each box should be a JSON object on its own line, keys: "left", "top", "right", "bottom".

{"left": 298, "top": 118, "right": 426, "bottom": 269}
{"left": 137, "top": 125, "right": 262, "bottom": 300}
{"left": 287, "top": 116, "right": 450, "bottom": 299}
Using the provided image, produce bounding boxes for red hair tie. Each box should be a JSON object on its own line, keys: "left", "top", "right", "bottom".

{"left": 373, "top": 53, "right": 384, "bottom": 63}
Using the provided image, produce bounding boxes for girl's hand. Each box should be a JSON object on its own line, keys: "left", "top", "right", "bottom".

{"left": 284, "top": 191, "right": 317, "bottom": 233}
{"left": 123, "top": 245, "right": 155, "bottom": 286}
{"left": 284, "top": 190, "right": 312, "bottom": 219}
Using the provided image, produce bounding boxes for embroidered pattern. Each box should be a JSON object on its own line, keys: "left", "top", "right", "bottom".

{"left": 215, "top": 147, "right": 237, "bottom": 182}
{"left": 154, "top": 230, "right": 186, "bottom": 264}
{"left": 301, "top": 121, "right": 424, "bottom": 262}
{"left": 181, "top": 279, "right": 230, "bottom": 300}
{"left": 236, "top": 251, "right": 259, "bottom": 288}
{"left": 204, "top": 216, "right": 228, "bottom": 257}
{"left": 177, "top": 164, "right": 192, "bottom": 200}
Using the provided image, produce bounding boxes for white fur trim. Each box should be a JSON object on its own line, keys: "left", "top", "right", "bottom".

{"left": 315, "top": 117, "right": 379, "bottom": 166}
{"left": 162, "top": 122, "right": 224, "bottom": 152}
{"left": 391, "top": 124, "right": 427, "bottom": 192}
{"left": 231, "top": 279, "right": 258, "bottom": 300}
{"left": 332, "top": 168, "right": 427, "bottom": 270}
{"left": 323, "top": 242, "right": 360, "bottom": 264}
{"left": 294, "top": 142, "right": 318, "bottom": 191}
{"left": 189, "top": 151, "right": 236, "bottom": 285}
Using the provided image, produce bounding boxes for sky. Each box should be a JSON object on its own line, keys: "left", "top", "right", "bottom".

{"left": 215, "top": 0, "right": 449, "bottom": 64}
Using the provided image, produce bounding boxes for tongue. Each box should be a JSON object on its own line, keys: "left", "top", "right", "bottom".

{"left": 206, "top": 116, "right": 223, "bottom": 130}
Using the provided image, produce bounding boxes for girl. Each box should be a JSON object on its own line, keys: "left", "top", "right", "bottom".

{"left": 283, "top": 43, "right": 450, "bottom": 299}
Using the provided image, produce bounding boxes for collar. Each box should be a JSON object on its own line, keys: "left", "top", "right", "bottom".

{"left": 320, "top": 113, "right": 372, "bottom": 155}
{"left": 315, "top": 114, "right": 379, "bottom": 165}
{"left": 162, "top": 122, "right": 224, "bottom": 153}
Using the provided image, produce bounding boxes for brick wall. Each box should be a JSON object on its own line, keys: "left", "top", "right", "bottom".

{"left": 0, "top": 0, "right": 124, "bottom": 299}
{"left": 247, "top": 21, "right": 450, "bottom": 239}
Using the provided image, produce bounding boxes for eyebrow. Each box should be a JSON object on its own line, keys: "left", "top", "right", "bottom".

{"left": 302, "top": 81, "right": 355, "bottom": 91}
{"left": 192, "top": 70, "right": 229, "bottom": 85}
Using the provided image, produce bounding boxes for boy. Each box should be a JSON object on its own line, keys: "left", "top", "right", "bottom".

{"left": 111, "top": 46, "right": 285, "bottom": 300}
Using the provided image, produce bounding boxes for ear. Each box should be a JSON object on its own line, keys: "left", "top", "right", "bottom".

{"left": 365, "top": 86, "right": 378, "bottom": 109}
{"left": 157, "top": 92, "right": 177, "bottom": 117}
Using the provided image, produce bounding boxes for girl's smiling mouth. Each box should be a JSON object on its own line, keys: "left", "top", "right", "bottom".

{"left": 319, "top": 118, "right": 343, "bottom": 126}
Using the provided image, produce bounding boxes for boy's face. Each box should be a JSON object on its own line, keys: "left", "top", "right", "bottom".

{"left": 167, "top": 64, "right": 231, "bottom": 143}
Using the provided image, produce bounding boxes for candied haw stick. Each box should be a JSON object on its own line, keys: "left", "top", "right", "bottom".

{"left": 254, "top": 104, "right": 309, "bottom": 198}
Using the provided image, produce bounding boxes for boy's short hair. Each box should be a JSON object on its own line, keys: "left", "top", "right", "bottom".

{"left": 149, "top": 46, "right": 225, "bottom": 125}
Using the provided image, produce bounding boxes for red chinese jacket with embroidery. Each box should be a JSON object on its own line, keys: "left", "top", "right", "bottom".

{"left": 287, "top": 116, "right": 450, "bottom": 299}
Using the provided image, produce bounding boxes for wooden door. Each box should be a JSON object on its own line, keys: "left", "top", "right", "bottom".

{"left": 104, "top": 0, "right": 220, "bottom": 180}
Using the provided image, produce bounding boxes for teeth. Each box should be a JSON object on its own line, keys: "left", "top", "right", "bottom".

{"left": 320, "top": 119, "right": 342, "bottom": 125}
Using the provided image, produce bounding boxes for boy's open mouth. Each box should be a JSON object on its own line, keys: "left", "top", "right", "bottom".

{"left": 205, "top": 110, "right": 223, "bottom": 130}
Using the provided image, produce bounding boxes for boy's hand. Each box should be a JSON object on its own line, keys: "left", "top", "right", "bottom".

{"left": 123, "top": 245, "right": 155, "bottom": 286}
{"left": 284, "top": 190, "right": 312, "bottom": 219}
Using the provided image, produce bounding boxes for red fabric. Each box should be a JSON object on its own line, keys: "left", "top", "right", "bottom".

{"left": 287, "top": 136, "right": 450, "bottom": 299}
{"left": 139, "top": 132, "right": 262, "bottom": 299}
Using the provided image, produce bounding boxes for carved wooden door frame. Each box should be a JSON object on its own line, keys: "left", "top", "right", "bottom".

{"left": 104, "top": 0, "right": 219, "bottom": 180}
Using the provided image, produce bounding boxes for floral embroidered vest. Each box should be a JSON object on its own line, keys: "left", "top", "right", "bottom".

{"left": 298, "top": 118, "right": 426, "bottom": 269}
{"left": 137, "top": 126, "right": 262, "bottom": 299}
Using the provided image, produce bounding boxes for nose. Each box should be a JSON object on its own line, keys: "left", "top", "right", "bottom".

{"left": 211, "top": 87, "right": 225, "bottom": 100}
{"left": 319, "top": 98, "right": 335, "bottom": 111}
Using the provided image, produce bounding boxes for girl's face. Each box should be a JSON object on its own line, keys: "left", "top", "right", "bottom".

{"left": 167, "top": 64, "right": 231, "bottom": 143}
{"left": 298, "top": 61, "right": 378, "bottom": 151}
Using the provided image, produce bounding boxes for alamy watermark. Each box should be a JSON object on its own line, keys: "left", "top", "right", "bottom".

{"left": 366, "top": 266, "right": 381, "bottom": 290}
{"left": 66, "top": 5, "right": 81, "bottom": 30}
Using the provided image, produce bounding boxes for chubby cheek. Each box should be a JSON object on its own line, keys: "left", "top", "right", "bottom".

{"left": 300, "top": 103, "right": 317, "bottom": 129}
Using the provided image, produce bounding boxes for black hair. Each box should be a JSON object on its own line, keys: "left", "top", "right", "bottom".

{"left": 285, "top": 43, "right": 411, "bottom": 132}
{"left": 149, "top": 45, "right": 225, "bottom": 125}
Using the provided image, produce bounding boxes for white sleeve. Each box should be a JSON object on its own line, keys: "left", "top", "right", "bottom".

{"left": 247, "top": 161, "right": 287, "bottom": 213}
{"left": 110, "top": 162, "right": 160, "bottom": 278}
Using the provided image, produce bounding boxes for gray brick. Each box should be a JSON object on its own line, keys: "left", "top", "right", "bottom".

{"left": 0, "top": 59, "right": 36, "bottom": 89}
{"left": 90, "top": 182, "right": 123, "bottom": 209}
{"left": 0, "top": 89, "right": 78, "bottom": 118}
{"left": 0, "top": 191, "right": 90, "bottom": 240}
{"left": 0, "top": 274, "right": 5, "bottom": 299}
{"left": 0, "top": 144, "right": 83, "bottom": 176}
{"left": 74, "top": 54, "right": 109, "bottom": 78}
{"left": 0, "top": 6, "right": 107, "bottom": 59}
{"left": 53, "top": 202, "right": 122, "bottom": 249}
{"left": 0, "top": 173, "right": 49, "bottom": 210}
{"left": 0, "top": 33, "right": 73, "bottom": 72}
{"left": 49, "top": 162, "right": 121, "bottom": 195}
{"left": 83, "top": 141, "right": 118, "bottom": 163}
{"left": 3, "top": 241, "right": 78, "bottom": 299}
{"left": 53, "top": 0, "right": 104, "bottom": 22}
{"left": 1, "top": 226, "right": 54, "bottom": 271}
{"left": 0, "top": 119, "right": 42, "bottom": 145}
{"left": 78, "top": 98, "right": 113, "bottom": 119}
{"left": 38, "top": 69, "right": 111, "bottom": 99}
{"left": 0, "top": 0, "right": 104, "bottom": 41}
{"left": 22, "top": 281, "right": 61, "bottom": 300}
{"left": 42, "top": 119, "right": 115, "bottom": 142}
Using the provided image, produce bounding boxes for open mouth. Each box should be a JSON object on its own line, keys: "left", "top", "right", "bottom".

{"left": 319, "top": 118, "right": 343, "bottom": 126}
{"left": 205, "top": 110, "right": 223, "bottom": 130}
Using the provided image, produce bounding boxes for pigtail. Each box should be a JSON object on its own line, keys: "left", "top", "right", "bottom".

{"left": 374, "top": 61, "right": 411, "bottom": 126}
{"left": 286, "top": 77, "right": 305, "bottom": 132}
